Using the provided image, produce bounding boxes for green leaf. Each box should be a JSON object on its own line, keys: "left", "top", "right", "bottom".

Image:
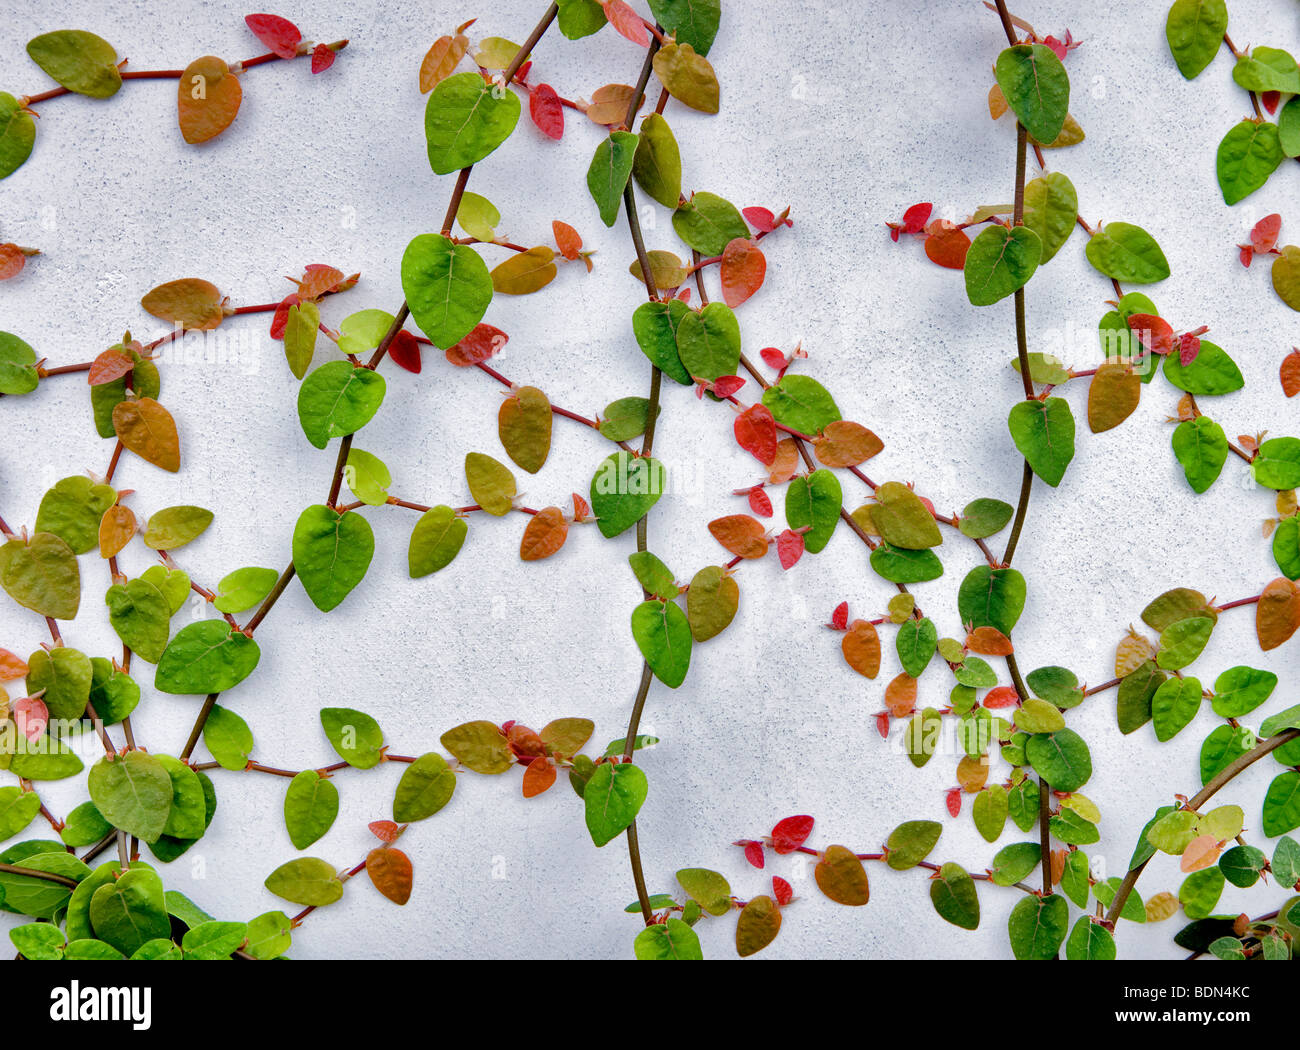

{"left": 557, "top": 0, "right": 607, "bottom": 38}
{"left": 1172, "top": 416, "right": 1228, "bottom": 493}
{"left": 584, "top": 762, "right": 648, "bottom": 847}
{"left": 284, "top": 770, "right": 340, "bottom": 849}
{"left": 1280, "top": 96, "right": 1300, "bottom": 157}
{"left": 244, "top": 910, "right": 293, "bottom": 960}
{"left": 896, "top": 617, "right": 937, "bottom": 678}
{"left": 59, "top": 801, "right": 112, "bottom": 848}
{"left": 424, "top": 71, "right": 520, "bottom": 174}
{"left": 1008, "top": 397, "right": 1075, "bottom": 487}
{"left": 320, "top": 707, "right": 384, "bottom": 769}
{"left": 0, "top": 532, "right": 81, "bottom": 620}
{"left": 1027, "top": 665, "right": 1083, "bottom": 707}
{"left": 1217, "top": 120, "right": 1284, "bottom": 205}
{"left": 633, "top": 917, "right": 703, "bottom": 959}
{"left": 1232, "top": 47, "right": 1300, "bottom": 92}
{"left": 1273, "top": 516, "right": 1300, "bottom": 579}
{"left": 1200, "top": 725, "right": 1255, "bottom": 786}
{"left": 632, "top": 112, "right": 682, "bottom": 208}
{"left": 1212, "top": 666, "right": 1276, "bottom": 718}
{"left": 994, "top": 44, "right": 1070, "bottom": 143}
{"left": 87, "top": 751, "right": 173, "bottom": 843}
{"left": 631, "top": 600, "right": 693, "bottom": 688}
{"left": 1060, "top": 850, "right": 1090, "bottom": 906}
{"left": 958, "top": 498, "right": 1014, "bottom": 539}
{"left": 9, "top": 922, "right": 65, "bottom": 960}
{"left": 1163, "top": 340, "right": 1244, "bottom": 397}
{"left": 1008, "top": 893, "right": 1068, "bottom": 960}
{"left": 7, "top": 737, "right": 84, "bottom": 781}
{"left": 590, "top": 451, "right": 667, "bottom": 539}
{"left": 675, "top": 301, "right": 740, "bottom": 382}
{"left": 1261, "top": 705, "right": 1300, "bottom": 739}
{"left": 1151, "top": 675, "right": 1202, "bottom": 741}
{"left": 284, "top": 300, "right": 319, "bottom": 379}
{"left": 293, "top": 506, "right": 374, "bottom": 612}
{"left": 156, "top": 754, "right": 206, "bottom": 840}
{"left": 26, "top": 30, "right": 121, "bottom": 98}
{"left": 929, "top": 862, "right": 980, "bottom": 930}
{"left": 885, "top": 820, "right": 941, "bottom": 870}
{"left": 1253, "top": 437, "right": 1300, "bottom": 489}
{"left": 958, "top": 565, "right": 1027, "bottom": 636}
{"left": 1026, "top": 728, "right": 1092, "bottom": 792}
{"left": 1050, "top": 807, "right": 1100, "bottom": 845}
{"left": 1180, "top": 866, "right": 1226, "bottom": 919}
{"left": 181, "top": 920, "right": 247, "bottom": 960}
{"left": 1156, "top": 616, "right": 1213, "bottom": 670}
{"left": 455, "top": 193, "right": 499, "bottom": 242}
{"left": 1085, "top": 222, "right": 1170, "bottom": 283}
{"left": 785, "top": 469, "right": 841, "bottom": 553}
{"left": 1016, "top": 698, "right": 1065, "bottom": 735}
{"left": 465, "top": 452, "right": 516, "bottom": 516}
{"left": 25, "top": 645, "right": 91, "bottom": 722}
{"left": 629, "top": 551, "right": 680, "bottom": 600}
{"left": 35, "top": 476, "right": 116, "bottom": 554}
{"left": 408, "top": 505, "right": 468, "bottom": 578}
{"left": 1272, "top": 836, "right": 1300, "bottom": 886}
{"left": 964, "top": 225, "right": 1041, "bottom": 306}
{"left": 672, "top": 191, "right": 748, "bottom": 256}
{"left": 973, "top": 785, "right": 1008, "bottom": 842}
{"left": 401, "top": 233, "right": 493, "bottom": 350}
{"left": 393, "top": 753, "right": 457, "bottom": 822}
{"left": 676, "top": 868, "right": 731, "bottom": 916}
{"left": 105, "top": 579, "right": 170, "bottom": 664}
{"left": 685, "top": 565, "right": 738, "bottom": 641}
{"left": 632, "top": 300, "right": 692, "bottom": 386}
{"left": 1219, "top": 844, "right": 1268, "bottom": 888}
{"left": 648, "top": 0, "right": 721, "bottom": 55}
{"left": 870, "top": 543, "right": 943, "bottom": 583}
{"left": 89, "top": 867, "right": 169, "bottom": 956}
{"left": 264, "top": 857, "right": 344, "bottom": 907}
{"left": 297, "top": 361, "right": 386, "bottom": 449}
{"left": 1066, "top": 917, "right": 1116, "bottom": 960}
{"left": 0, "top": 93, "right": 35, "bottom": 179}
{"left": 1165, "top": 0, "right": 1229, "bottom": 78}
{"left": 1022, "top": 172, "right": 1077, "bottom": 264}
{"left": 343, "top": 448, "right": 391, "bottom": 506}
{"left": 761, "top": 375, "right": 841, "bottom": 435}
{"left": 91, "top": 348, "right": 160, "bottom": 438}
{"left": 140, "top": 565, "right": 188, "bottom": 614}
{"left": 203, "top": 704, "right": 254, "bottom": 771}
{"left": 214, "top": 566, "right": 280, "bottom": 615}
{"left": 0, "top": 787, "right": 41, "bottom": 843}
{"left": 154, "top": 619, "right": 261, "bottom": 694}
{"left": 991, "top": 842, "right": 1041, "bottom": 886}
{"left": 587, "top": 131, "right": 638, "bottom": 227}
{"left": 1264, "top": 771, "right": 1300, "bottom": 837}
{"left": 871, "top": 481, "right": 941, "bottom": 549}
{"left": 0, "top": 331, "right": 39, "bottom": 395}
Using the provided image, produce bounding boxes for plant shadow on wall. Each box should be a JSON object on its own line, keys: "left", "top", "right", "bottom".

{"left": 1, "top": 0, "right": 1300, "bottom": 962}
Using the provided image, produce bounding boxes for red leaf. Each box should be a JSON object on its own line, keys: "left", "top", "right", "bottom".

{"left": 572, "top": 492, "right": 592, "bottom": 521}
{"left": 874, "top": 711, "right": 890, "bottom": 738}
{"left": 712, "top": 375, "right": 746, "bottom": 398}
{"left": 901, "top": 203, "right": 933, "bottom": 233}
{"left": 1240, "top": 245, "right": 1255, "bottom": 268}
{"left": 269, "top": 293, "right": 300, "bottom": 339}
{"left": 743, "top": 841, "right": 765, "bottom": 869}
{"left": 388, "top": 329, "right": 423, "bottom": 374}
{"left": 945, "top": 788, "right": 962, "bottom": 818}
{"left": 1263, "top": 90, "right": 1281, "bottom": 115}
{"left": 743, "top": 206, "right": 777, "bottom": 233}
{"left": 734, "top": 403, "right": 778, "bottom": 465}
{"left": 13, "top": 696, "right": 47, "bottom": 743}
{"left": 720, "top": 237, "right": 766, "bottom": 307}
{"left": 748, "top": 487, "right": 773, "bottom": 518}
{"left": 368, "top": 820, "right": 400, "bottom": 843}
{"left": 529, "top": 83, "right": 564, "bottom": 140}
{"left": 366, "top": 847, "right": 413, "bottom": 905}
{"left": 88, "top": 348, "right": 137, "bottom": 386}
{"left": 771, "top": 815, "right": 814, "bottom": 854}
{"left": 297, "top": 264, "right": 345, "bottom": 301}
{"left": 602, "top": 0, "right": 649, "bottom": 46}
{"left": 1252, "top": 213, "right": 1282, "bottom": 252}
{"left": 1125, "top": 313, "right": 1174, "bottom": 355}
{"left": 0, "top": 243, "right": 26, "bottom": 280}
{"left": 311, "top": 43, "right": 336, "bottom": 74}
{"left": 1281, "top": 349, "right": 1300, "bottom": 398}
{"left": 777, "top": 528, "right": 804, "bottom": 570}
{"left": 553, "top": 220, "right": 582, "bottom": 260}
{"left": 1178, "top": 333, "right": 1201, "bottom": 366}
{"left": 244, "top": 13, "right": 302, "bottom": 60}
{"left": 760, "top": 347, "right": 786, "bottom": 371}
{"left": 772, "top": 876, "right": 793, "bottom": 906}
{"left": 924, "top": 226, "right": 971, "bottom": 269}
{"left": 445, "top": 323, "right": 508, "bottom": 366}
{"left": 830, "top": 601, "right": 848, "bottom": 631}
{"left": 981, "top": 685, "right": 1021, "bottom": 709}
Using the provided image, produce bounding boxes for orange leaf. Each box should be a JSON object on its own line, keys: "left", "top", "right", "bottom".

{"left": 814, "top": 845, "right": 869, "bottom": 905}
{"left": 0, "top": 648, "right": 29, "bottom": 681}
{"left": 88, "top": 348, "right": 137, "bottom": 387}
{"left": 982, "top": 685, "right": 1020, "bottom": 709}
{"left": 924, "top": 226, "right": 971, "bottom": 269}
{"left": 1051, "top": 848, "right": 1066, "bottom": 885}
{"left": 1282, "top": 349, "right": 1300, "bottom": 397}
{"left": 522, "top": 756, "right": 556, "bottom": 798}
{"left": 98, "top": 505, "right": 136, "bottom": 559}
{"left": 519, "top": 507, "right": 569, "bottom": 561}
{"left": 708, "top": 515, "right": 769, "bottom": 559}
{"left": 841, "top": 619, "right": 881, "bottom": 679}
{"left": 177, "top": 56, "right": 242, "bottom": 144}
{"left": 553, "top": 220, "right": 583, "bottom": 260}
{"left": 140, "top": 278, "right": 225, "bottom": 331}
{"left": 988, "top": 83, "right": 1007, "bottom": 119}
{"left": 1257, "top": 577, "right": 1300, "bottom": 651}
{"left": 420, "top": 33, "right": 469, "bottom": 93}
{"left": 297, "top": 264, "right": 345, "bottom": 302}
{"left": 491, "top": 247, "right": 558, "bottom": 295}
{"left": 965, "top": 626, "right": 1013, "bottom": 656}
{"left": 768, "top": 438, "right": 799, "bottom": 484}
{"left": 602, "top": 0, "right": 649, "bottom": 46}
{"left": 813, "top": 420, "right": 884, "bottom": 467}
{"left": 1115, "top": 628, "right": 1156, "bottom": 677}
{"left": 1087, "top": 361, "right": 1140, "bottom": 434}
{"left": 506, "top": 723, "right": 546, "bottom": 757}
{"left": 1180, "top": 834, "right": 1223, "bottom": 873}
{"left": 720, "top": 237, "right": 766, "bottom": 308}
{"left": 112, "top": 397, "right": 181, "bottom": 473}
{"left": 956, "top": 754, "right": 989, "bottom": 792}
{"left": 0, "top": 243, "right": 26, "bottom": 280}
{"left": 585, "top": 83, "right": 639, "bottom": 125}
{"left": 366, "top": 847, "right": 413, "bottom": 905}
{"left": 884, "top": 672, "right": 917, "bottom": 717}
